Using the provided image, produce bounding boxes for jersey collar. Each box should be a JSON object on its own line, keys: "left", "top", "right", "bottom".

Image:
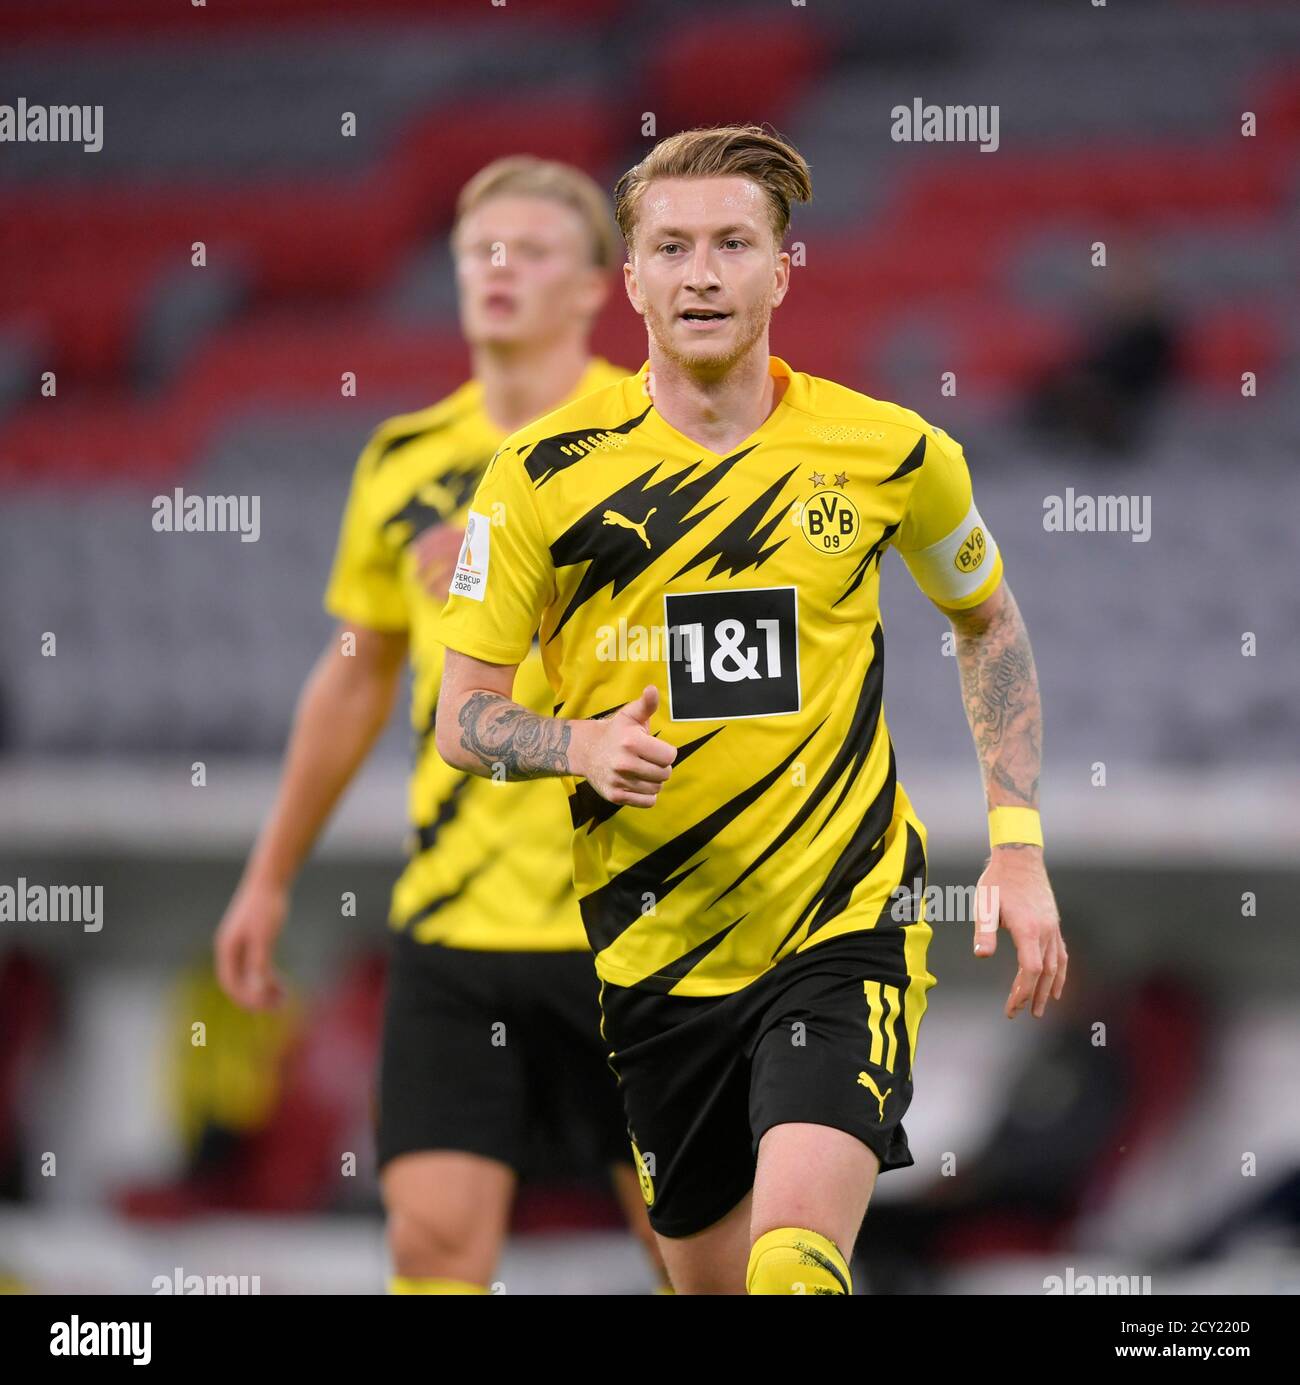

{"left": 634, "top": 354, "right": 799, "bottom": 460}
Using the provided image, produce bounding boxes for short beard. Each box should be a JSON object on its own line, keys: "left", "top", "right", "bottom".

{"left": 644, "top": 296, "right": 772, "bottom": 379}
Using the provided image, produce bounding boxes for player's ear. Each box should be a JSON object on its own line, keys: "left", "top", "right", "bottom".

{"left": 623, "top": 257, "right": 645, "bottom": 316}
{"left": 771, "top": 249, "right": 791, "bottom": 309}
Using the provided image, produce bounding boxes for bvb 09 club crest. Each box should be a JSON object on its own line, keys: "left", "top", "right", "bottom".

{"left": 630, "top": 1138, "right": 655, "bottom": 1206}
{"left": 954, "top": 525, "right": 987, "bottom": 573}
{"left": 799, "top": 486, "right": 861, "bottom": 554}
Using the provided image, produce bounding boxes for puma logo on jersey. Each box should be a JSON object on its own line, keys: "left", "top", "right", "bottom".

{"left": 602, "top": 507, "right": 656, "bottom": 549}
{"left": 857, "top": 1070, "right": 892, "bottom": 1121}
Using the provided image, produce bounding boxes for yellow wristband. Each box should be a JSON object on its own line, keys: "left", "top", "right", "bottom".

{"left": 989, "top": 806, "right": 1043, "bottom": 848}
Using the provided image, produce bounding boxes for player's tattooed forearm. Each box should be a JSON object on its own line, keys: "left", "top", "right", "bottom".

{"left": 954, "top": 592, "right": 1042, "bottom": 808}
{"left": 457, "top": 690, "right": 572, "bottom": 779}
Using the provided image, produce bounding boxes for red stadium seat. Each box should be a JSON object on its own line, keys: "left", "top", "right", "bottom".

{"left": 1256, "top": 68, "right": 1300, "bottom": 141}
{"left": 1174, "top": 305, "right": 1283, "bottom": 392}
{"left": 388, "top": 97, "right": 618, "bottom": 233}
{"left": 0, "top": 316, "right": 469, "bottom": 482}
{"left": 894, "top": 142, "right": 1286, "bottom": 231}
{"left": 947, "top": 300, "right": 1076, "bottom": 393}
{"left": 178, "top": 315, "right": 470, "bottom": 415}
{"left": 0, "top": 394, "right": 200, "bottom": 483}
{"left": 0, "top": 0, "right": 622, "bottom": 40}
{"left": 0, "top": 92, "right": 619, "bottom": 392}
{"left": 641, "top": 15, "right": 828, "bottom": 131}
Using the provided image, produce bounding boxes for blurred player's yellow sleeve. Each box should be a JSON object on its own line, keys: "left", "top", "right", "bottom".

{"left": 322, "top": 433, "right": 409, "bottom": 631}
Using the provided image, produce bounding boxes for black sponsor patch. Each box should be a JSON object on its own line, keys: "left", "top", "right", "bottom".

{"left": 664, "top": 586, "right": 800, "bottom": 721}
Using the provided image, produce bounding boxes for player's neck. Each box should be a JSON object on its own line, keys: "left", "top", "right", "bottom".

{"left": 647, "top": 342, "right": 782, "bottom": 456}
{"left": 473, "top": 337, "right": 591, "bottom": 435}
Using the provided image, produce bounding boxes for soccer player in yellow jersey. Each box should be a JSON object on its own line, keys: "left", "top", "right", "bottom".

{"left": 214, "top": 157, "right": 664, "bottom": 1293}
{"left": 432, "top": 126, "right": 1068, "bottom": 1294}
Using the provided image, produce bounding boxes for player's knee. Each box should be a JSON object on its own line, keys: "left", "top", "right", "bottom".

{"left": 746, "top": 1227, "right": 852, "bottom": 1296}
{"left": 386, "top": 1202, "right": 479, "bottom": 1280}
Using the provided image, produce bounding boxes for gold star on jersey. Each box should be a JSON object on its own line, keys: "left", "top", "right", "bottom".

{"left": 433, "top": 356, "right": 1004, "bottom": 993}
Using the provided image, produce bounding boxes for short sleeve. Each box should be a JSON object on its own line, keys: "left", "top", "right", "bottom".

{"left": 430, "top": 446, "right": 554, "bottom": 665}
{"left": 893, "top": 426, "right": 1004, "bottom": 611}
{"left": 322, "top": 439, "right": 409, "bottom": 632}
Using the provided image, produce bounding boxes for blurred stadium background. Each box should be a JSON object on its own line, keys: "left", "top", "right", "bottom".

{"left": 1, "top": 0, "right": 1297, "bottom": 1295}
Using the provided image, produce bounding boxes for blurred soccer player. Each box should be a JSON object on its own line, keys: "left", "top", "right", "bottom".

{"left": 433, "top": 126, "right": 1067, "bottom": 1294}
{"left": 214, "top": 157, "right": 665, "bottom": 1293}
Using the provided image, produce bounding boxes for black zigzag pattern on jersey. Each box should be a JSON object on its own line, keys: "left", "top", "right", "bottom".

{"left": 769, "top": 740, "right": 903, "bottom": 958}
{"left": 828, "top": 433, "right": 924, "bottom": 606}
{"left": 883, "top": 821, "right": 927, "bottom": 935}
{"left": 800, "top": 741, "right": 901, "bottom": 940}
{"left": 669, "top": 465, "right": 796, "bottom": 581}
{"left": 374, "top": 407, "right": 475, "bottom": 467}
{"left": 836, "top": 434, "right": 924, "bottom": 603}
{"left": 568, "top": 727, "right": 722, "bottom": 833}
{"left": 578, "top": 720, "right": 822, "bottom": 955}
{"left": 546, "top": 445, "right": 759, "bottom": 642}
{"left": 521, "top": 406, "right": 653, "bottom": 487}
{"left": 553, "top": 697, "right": 625, "bottom": 718}
{"left": 544, "top": 868, "right": 575, "bottom": 912}
{"left": 395, "top": 855, "right": 490, "bottom": 930}
{"left": 833, "top": 520, "right": 899, "bottom": 608}
{"left": 705, "top": 623, "right": 886, "bottom": 911}
{"left": 416, "top": 695, "right": 438, "bottom": 747}
{"left": 412, "top": 775, "right": 474, "bottom": 855}
{"left": 880, "top": 433, "right": 925, "bottom": 484}
{"left": 631, "top": 914, "right": 748, "bottom": 994}
{"left": 381, "top": 456, "right": 487, "bottom": 541}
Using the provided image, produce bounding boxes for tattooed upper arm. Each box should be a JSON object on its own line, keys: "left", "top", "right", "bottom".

{"left": 937, "top": 576, "right": 1009, "bottom": 632}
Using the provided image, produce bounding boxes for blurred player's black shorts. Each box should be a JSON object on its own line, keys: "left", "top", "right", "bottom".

{"left": 598, "top": 926, "right": 933, "bottom": 1238}
{"left": 376, "top": 932, "right": 630, "bottom": 1178}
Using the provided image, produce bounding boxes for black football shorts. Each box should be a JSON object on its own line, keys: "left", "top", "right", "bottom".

{"left": 376, "top": 931, "right": 630, "bottom": 1178}
{"left": 597, "top": 924, "right": 936, "bottom": 1238}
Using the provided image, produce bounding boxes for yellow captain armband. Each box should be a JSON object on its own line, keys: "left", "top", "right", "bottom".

{"left": 988, "top": 806, "right": 1043, "bottom": 849}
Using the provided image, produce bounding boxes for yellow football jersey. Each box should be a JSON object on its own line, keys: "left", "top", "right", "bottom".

{"left": 323, "top": 357, "right": 629, "bottom": 949}
{"left": 433, "top": 355, "right": 1004, "bottom": 994}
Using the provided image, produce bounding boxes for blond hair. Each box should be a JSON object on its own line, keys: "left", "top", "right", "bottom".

{"left": 454, "top": 156, "right": 619, "bottom": 270}
{"left": 613, "top": 124, "right": 813, "bottom": 252}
